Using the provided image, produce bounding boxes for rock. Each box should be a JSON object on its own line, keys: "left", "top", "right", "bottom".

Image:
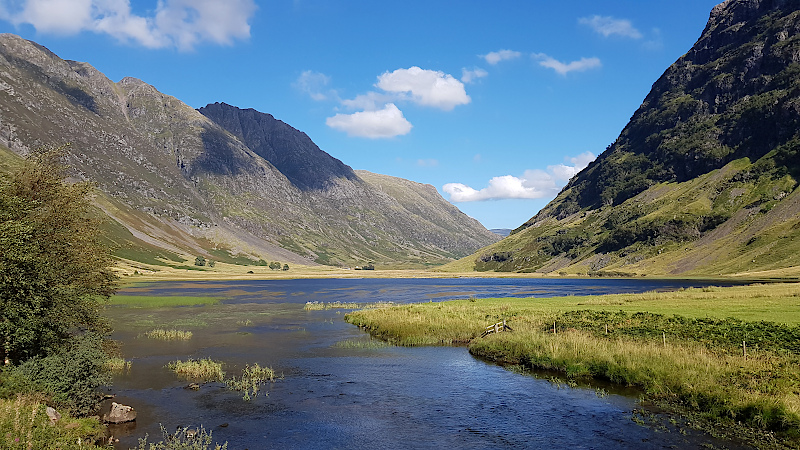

{"left": 103, "top": 402, "right": 136, "bottom": 424}
{"left": 45, "top": 407, "right": 61, "bottom": 423}
{"left": 186, "top": 383, "right": 200, "bottom": 390}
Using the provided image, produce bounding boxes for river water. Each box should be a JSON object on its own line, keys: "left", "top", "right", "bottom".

{"left": 106, "top": 277, "right": 751, "bottom": 449}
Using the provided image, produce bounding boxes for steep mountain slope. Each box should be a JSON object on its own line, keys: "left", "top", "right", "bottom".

{"left": 446, "top": 0, "right": 800, "bottom": 277}
{"left": 0, "top": 33, "right": 498, "bottom": 268}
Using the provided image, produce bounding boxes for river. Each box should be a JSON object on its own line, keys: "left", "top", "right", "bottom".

{"left": 106, "top": 277, "right": 751, "bottom": 449}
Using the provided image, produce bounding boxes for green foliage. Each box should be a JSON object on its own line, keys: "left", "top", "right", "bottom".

{"left": 194, "top": 256, "right": 206, "bottom": 267}
{"left": 268, "top": 261, "right": 281, "bottom": 270}
{"left": 0, "top": 147, "right": 117, "bottom": 365}
{"left": 136, "top": 424, "right": 227, "bottom": 450}
{"left": 224, "top": 363, "right": 275, "bottom": 401}
{"left": 11, "top": 333, "right": 110, "bottom": 416}
{"left": 0, "top": 395, "right": 107, "bottom": 449}
{"left": 167, "top": 358, "right": 224, "bottom": 383}
{"left": 282, "top": 264, "right": 289, "bottom": 271}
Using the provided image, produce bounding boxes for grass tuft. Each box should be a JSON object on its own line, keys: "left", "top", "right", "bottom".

{"left": 105, "top": 357, "right": 132, "bottom": 373}
{"left": 167, "top": 358, "right": 224, "bottom": 383}
{"left": 146, "top": 329, "right": 193, "bottom": 341}
{"left": 224, "top": 364, "right": 276, "bottom": 401}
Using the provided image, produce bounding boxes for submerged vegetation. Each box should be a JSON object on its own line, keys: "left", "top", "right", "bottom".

{"left": 345, "top": 283, "right": 800, "bottom": 446}
{"left": 224, "top": 363, "right": 276, "bottom": 401}
{"left": 166, "top": 359, "right": 277, "bottom": 400}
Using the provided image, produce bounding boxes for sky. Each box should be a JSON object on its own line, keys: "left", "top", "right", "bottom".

{"left": 0, "top": 0, "right": 724, "bottom": 230}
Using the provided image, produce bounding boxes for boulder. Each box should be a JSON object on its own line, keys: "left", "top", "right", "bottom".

{"left": 103, "top": 402, "right": 136, "bottom": 424}
{"left": 45, "top": 407, "right": 61, "bottom": 423}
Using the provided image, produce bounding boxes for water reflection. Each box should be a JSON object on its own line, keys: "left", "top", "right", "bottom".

{"left": 107, "top": 278, "right": 750, "bottom": 449}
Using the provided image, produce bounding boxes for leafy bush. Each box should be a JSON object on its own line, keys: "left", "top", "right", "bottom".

{"left": 11, "top": 332, "right": 110, "bottom": 416}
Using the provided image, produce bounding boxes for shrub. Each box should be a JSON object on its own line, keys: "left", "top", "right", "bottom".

{"left": 11, "top": 332, "right": 110, "bottom": 416}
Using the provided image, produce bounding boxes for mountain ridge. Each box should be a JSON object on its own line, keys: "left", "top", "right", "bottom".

{"left": 444, "top": 0, "right": 800, "bottom": 277}
{"left": 0, "top": 33, "right": 498, "bottom": 268}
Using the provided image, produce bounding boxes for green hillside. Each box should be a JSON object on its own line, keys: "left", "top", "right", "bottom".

{"left": 444, "top": 0, "right": 800, "bottom": 277}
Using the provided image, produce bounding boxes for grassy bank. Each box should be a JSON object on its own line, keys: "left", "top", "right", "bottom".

{"left": 345, "top": 283, "right": 800, "bottom": 446}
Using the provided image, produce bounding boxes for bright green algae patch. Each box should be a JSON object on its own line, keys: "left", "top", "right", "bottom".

{"left": 345, "top": 282, "right": 800, "bottom": 446}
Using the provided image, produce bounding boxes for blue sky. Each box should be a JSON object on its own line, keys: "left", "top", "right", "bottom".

{"left": 0, "top": 0, "right": 722, "bottom": 229}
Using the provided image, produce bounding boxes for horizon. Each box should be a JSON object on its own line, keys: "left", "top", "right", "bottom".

{"left": 0, "top": 0, "right": 722, "bottom": 229}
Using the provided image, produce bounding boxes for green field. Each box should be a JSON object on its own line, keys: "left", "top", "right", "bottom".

{"left": 345, "top": 282, "right": 800, "bottom": 447}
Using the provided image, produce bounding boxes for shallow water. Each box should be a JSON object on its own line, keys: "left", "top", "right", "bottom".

{"left": 106, "top": 278, "right": 751, "bottom": 449}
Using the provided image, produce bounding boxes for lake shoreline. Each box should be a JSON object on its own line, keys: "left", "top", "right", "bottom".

{"left": 345, "top": 283, "right": 800, "bottom": 449}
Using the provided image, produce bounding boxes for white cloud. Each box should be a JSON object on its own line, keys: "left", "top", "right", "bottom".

{"left": 417, "top": 158, "right": 439, "bottom": 167}
{"left": 461, "top": 67, "right": 488, "bottom": 84}
{"left": 1, "top": 0, "right": 257, "bottom": 51}
{"left": 533, "top": 53, "right": 601, "bottom": 76}
{"left": 482, "top": 49, "right": 521, "bottom": 65}
{"left": 376, "top": 67, "right": 470, "bottom": 111}
{"left": 325, "top": 103, "right": 412, "bottom": 139}
{"left": 443, "top": 152, "right": 595, "bottom": 202}
{"left": 294, "top": 70, "right": 336, "bottom": 101}
{"left": 340, "top": 91, "right": 396, "bottom": 111}
{"left": 578, "top": 15, "right": 642, "bottom": 39}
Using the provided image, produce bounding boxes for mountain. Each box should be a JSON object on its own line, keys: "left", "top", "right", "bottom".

{"left": 445, "top": 0, "right": 800, "bottom": 277}
{"left": 0, "top": 33, "right": 498, "bottom": 268}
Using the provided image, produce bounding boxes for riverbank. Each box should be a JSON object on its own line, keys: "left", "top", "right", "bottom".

{"left": 345, "top": 283, "right": 800, "bottom": 448}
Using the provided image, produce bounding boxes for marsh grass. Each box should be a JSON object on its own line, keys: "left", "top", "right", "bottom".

{"left": 333, "top": 338, "right": 390, "bottom": 349}
{"left": 145, "top": 329, "right": 193, "bottom": 341}
{"left": 110, "top": 295, "right": 220, "bottom": 308}
{"left": 224, "top": 364, "right": 276, "bottom": 401}
{"left": 167, "top": 359, "right": 224, "bottom": 382}
{"left": 135, "top": 424, "right": 227, "bottom": 450}
{"left": 0, "top": 395, "right": 106, "bottom": 449}
{"left": 304, "top": 301, "right": 394, "bottom": 311}
{"left": 345, "top": 283, "right": 800, "bottom": 444}
{"left": 106, "top": 357, "right": 132, "bottom": 373}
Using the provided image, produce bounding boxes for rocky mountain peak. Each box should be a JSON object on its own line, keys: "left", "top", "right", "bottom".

{"left": 198, "top": 102, "right": 358, "bottom": 191}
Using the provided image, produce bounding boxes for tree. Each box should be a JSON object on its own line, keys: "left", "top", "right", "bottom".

{"left": 0, "top": 148, "right": 117, "bottom": 365}
{"left": 282, "top": 264, "right": 289, "bottom": 271}
{"left": 195, "top": 256, "right": 206, "bottom": 266}
{"left": 269, "top": 261, "right": 281, "bottom": 270}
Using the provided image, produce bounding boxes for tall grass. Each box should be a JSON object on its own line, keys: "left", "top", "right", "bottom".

{"left": 146, "top": 329, "right": 193, "bottom": 341}
{"left": 135, "top": 424, "right": 227, "bottom": 450}
{"left": 105, "top": 357, "right": 132, "bottom": 373}
{"left": 0, "top": 395, "right": 106, "bottom": 449}
{"left": 304, "top": 301, "right": 394, "bottom": 311}
{"left": 167, "top": 359, "right": 224, "bottom": 382}
{"left": 224, "top": 364, "right": 276, "bottom": 401}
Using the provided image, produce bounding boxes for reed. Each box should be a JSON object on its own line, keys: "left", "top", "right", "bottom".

{"left": 304, "top": 301, "right": 395, "bottom": 311}
{"left": 333, "top": 338, "right": 390, "bottom": 349}
{"left": 145, "top": 329, "right": 193, "bottom": 341}
{"left": 167, "top": 358, "right": 224, "bottom": 382}
{"left": 224, "top": 363, "right": 276, "bottom": 401}
{"left": 105, "top": 357, "right": 132, "bottom": 373}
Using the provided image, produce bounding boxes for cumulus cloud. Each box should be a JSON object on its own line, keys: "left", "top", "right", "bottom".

{"left": 0, "top": 0, "right": 257, "bottom": 51}
{"left": 461, "top": 67, "right": 488, "bottom": 84}
{"left": 376, "top": 67, "right": 470, "bottom": 111}
{"left": 325, "top": 103, "right": 412, "bottom": 139}
{"left": 443, "top": 152, "right": 595, "bottom": 202}
{"left": 482, "top": 49, "right": 521, "bottom": 65}
{"left": 578, "top": 15, "right": 642, "bottom": 39}
{"left": 533, "top": 53, "right": 601, "bottom": 76}
{"left": 294, "top": 70, "right": 337, "bottom": 101}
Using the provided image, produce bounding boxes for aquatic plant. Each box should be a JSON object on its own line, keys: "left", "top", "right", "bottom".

{"left": 166, "top": 359, "right": 224, "bottom": 382}
{"left": 136, "top": 424, "right": 227, "bottom": 450}
{"left": 105, "top": 357, "right": 132, "bottom": 373}
{"left": 333, "top": 338, "right": 389, "bottom": 349}
{"left": 146, "top": 329, "right": 193, "bottom": 341}
{"left": 224, "top": 363, "right": 276, "bottom": 400}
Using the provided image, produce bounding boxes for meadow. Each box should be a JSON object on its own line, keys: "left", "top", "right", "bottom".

{"left": 345, "top": 282, "right": 800, "bottom": 446}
